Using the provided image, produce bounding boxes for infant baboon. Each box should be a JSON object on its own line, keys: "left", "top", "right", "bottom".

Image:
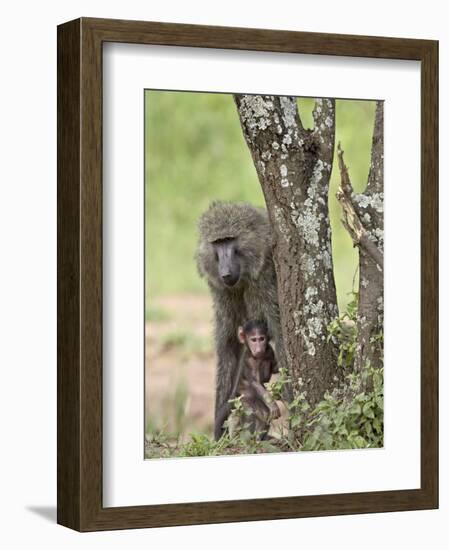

{"left": 216, "top": 320, "right": 280, "bottom": 437}
{"left": 196, "top": 201, "right": 285, "bottom": 439}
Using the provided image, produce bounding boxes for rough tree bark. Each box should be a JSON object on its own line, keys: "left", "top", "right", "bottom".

{"left": 337, "top": 101, "right": 384, "bottom": 373}
{"left": 234, "top": 95, "right": 339, "bottom": 406}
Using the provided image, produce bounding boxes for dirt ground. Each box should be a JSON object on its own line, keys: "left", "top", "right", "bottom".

{"left": 145, "top": 294, "right": 216, "bottom": 438}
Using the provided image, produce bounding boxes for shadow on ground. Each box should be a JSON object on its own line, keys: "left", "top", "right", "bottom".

{"left": 26, "top": 506, "right": 56, "bottom": 523}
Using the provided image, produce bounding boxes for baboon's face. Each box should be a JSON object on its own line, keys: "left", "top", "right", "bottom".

{"left": 245, "top": 329, "right": 268, "bottom": 359}
{"left": 212, "top": 238, "right": 242, "bottom": 287}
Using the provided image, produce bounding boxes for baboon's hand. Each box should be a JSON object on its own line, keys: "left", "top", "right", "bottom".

{"left": 269, "top": 402, "right": 281, "bottom": 420}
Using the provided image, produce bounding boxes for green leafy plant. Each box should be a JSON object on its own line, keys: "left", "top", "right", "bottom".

{"left": 327, "top": 291, "right": 358, "bottom": 369}
{"left": 300, "top": 364, "right": 384, "bottom": 451}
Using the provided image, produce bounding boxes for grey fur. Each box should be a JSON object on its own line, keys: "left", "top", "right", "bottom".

{"left": 195, "top": 201, "right": 285, "bottom": 439}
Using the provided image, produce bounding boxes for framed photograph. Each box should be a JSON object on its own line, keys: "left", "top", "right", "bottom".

{"left": 57, "top": 17, "right": 438, "bottom": 531}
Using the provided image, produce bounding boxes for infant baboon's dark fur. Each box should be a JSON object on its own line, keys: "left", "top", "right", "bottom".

{"left": 196, "top": 201, "right": 284, "bottom": 439}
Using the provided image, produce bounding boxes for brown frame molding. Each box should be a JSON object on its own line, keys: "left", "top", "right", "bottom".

{"left": 57, "top": 17, "right": 438, "bottom": 531}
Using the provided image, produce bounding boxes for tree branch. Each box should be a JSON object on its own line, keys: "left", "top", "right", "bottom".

{"left": 336, "top": 101, "right": 384, "bottom": 375}
{"left": 336, "top": 144, "right": 383, "bottom": 271}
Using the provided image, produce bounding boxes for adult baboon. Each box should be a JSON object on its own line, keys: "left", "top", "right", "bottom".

{"left": 196, "top": 201, "right": 285, "bottom": 439}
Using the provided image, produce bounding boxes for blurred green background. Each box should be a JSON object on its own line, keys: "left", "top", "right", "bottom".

{"left": 145, "top": 91, "right": 376, "bottom": 313}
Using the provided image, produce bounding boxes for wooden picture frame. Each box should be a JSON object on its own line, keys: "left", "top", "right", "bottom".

{"left": 57, "top": 17, "right": 438, "bottom": 531}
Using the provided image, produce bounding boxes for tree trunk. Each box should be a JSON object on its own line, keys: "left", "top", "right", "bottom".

{"left": 234, "top": 95, "right": 339, "bottom": 405}
{"left": 336, "top": 101, "right": 384, "bottom": 373}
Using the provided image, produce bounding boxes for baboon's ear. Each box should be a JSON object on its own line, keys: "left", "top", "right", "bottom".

{"left": 237, "top": 327, "right": 246, "bottom": 344}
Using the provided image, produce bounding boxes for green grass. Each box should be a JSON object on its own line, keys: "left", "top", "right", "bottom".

{"left": 145, "top": 430, "right": 283, "bottom": 459}
{"left": 145, "top": 91, "right": 376, "bottom": 313}
{"left": 159, "top": 330, "right": 212, "bottom": 356}
{"left": 145, "top": 306, "right": 172, "bottom": 322}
